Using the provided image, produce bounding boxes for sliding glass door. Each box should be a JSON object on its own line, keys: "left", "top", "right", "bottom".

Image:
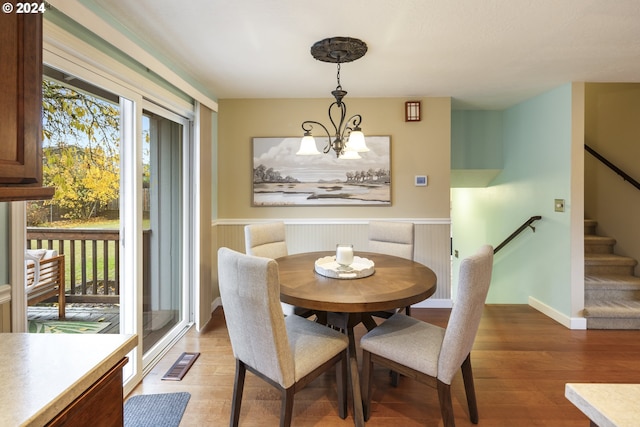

{"left": 141, "top": 105, "right": 191, "bottom": 366}
{"left": 21, "top": 64, "right": 194, "bottom": 387}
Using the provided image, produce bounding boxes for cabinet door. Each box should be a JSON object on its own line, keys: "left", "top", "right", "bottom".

{"left": 0, "top": 10, "right": 43, "bottom": 185}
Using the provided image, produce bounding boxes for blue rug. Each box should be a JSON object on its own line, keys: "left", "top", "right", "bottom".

{"left": 124, "top": 392, "right": 190, "bottom": 427}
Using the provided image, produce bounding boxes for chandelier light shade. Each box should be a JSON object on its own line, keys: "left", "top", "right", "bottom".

{"left": 299, "top": 37, "right": 369, "bottom": 159}
{"left": 296, "top": 133, "right": 321, "bottom": 155}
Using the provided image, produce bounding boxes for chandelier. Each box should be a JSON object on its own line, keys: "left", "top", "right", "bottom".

{"left": 297, "top": 37, "right": 369, "bottom": 159}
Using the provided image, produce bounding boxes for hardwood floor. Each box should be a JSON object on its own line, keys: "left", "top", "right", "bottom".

{"left": 128, "top": 305, "right": 640, "bottom": 426}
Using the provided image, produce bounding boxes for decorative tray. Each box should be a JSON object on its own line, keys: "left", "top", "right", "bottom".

{"left": 314, "top": 255, "right": 375, "bottom": 279}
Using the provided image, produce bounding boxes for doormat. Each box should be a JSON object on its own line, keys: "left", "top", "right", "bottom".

{"left": 162, "top": 352, "right": 200, "bottom": 381}
{"left": 28, "top": 320, "right": 111, "bottom": 334}
{"left": 124, "top": 392, "right": 190, "bottom": 427}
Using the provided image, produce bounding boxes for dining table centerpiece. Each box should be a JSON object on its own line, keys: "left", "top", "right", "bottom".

{"left": 314, "top": 245, "right": 375, "bottom": 279}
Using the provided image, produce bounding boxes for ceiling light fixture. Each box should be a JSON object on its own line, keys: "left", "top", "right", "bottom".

{"left": 297, "top": 37, "right": 369, "bottom": 159}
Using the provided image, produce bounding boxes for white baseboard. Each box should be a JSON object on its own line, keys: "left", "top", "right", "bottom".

{"left": 211, "top": 296, "right": 222, "bottom": 314}
{"left": 529, "top": 296, "right": 587, "bottom": 330}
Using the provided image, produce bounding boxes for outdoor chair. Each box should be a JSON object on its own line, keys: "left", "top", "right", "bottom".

{"left": 244, "top": 222, "right": 312, "bottom": 317}
{"left": 25, "top": 249, "right": 66, "bottom": 319}
{"left": 360, "top": 244, "right": 494, "bottom": 427}
{"left": 218, "top": 247, "right": 349, "bottom": 427}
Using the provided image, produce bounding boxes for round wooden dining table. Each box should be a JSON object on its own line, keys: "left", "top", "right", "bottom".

{"left": 276, "top": 251, "right": 437, "bottom": 427}
{"left": 277, "top": 251, "right": 437, "bottom": 313}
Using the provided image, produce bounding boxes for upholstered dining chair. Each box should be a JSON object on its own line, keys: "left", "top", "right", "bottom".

{"left": 368, "top": 220, "right": 415, "bottom": 261}
{"left": 218, "top": 248, "right": 349, "bottom": 427}
{"left": 368, "top": 220, "right": 415, "bottom": 317}
{"left": 360, "top": 244, "right": 494, "bottom": 427}
{"left": 244, "top": 222, "right": 311, "bottom": 317}
{"left": 244, "top": 221, "right": 288, "bottom": 259}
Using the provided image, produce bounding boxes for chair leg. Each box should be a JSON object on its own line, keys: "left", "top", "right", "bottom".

{"left": 405, "top": 305, "right": 411, "bottom": 316}
{"left": 461, "top": 354, "right": 479, "bottom": 424}
{"left": 361, "top": 350, "right": 373, "bottom": 421}
{"left": 437, "top": 379, "right": 455, "bottom": 427}
{"left": 280, "top": 387, "right": 295, "bottom": 427}
{"left": 230, "top": 359, "right": 246, "bottom": 427}
{"left": 336, "top": 350, "right": 348, "bottom": 419}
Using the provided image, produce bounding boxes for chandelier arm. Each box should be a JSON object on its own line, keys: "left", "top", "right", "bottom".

{"left": 341, "top": 114, "right": 363, "bottom": 141}
{"left": 301, "top": 120, "right": 333, "bottom": 154}
{"left": 327, "top": 100, "right": 347, "bottom": 138}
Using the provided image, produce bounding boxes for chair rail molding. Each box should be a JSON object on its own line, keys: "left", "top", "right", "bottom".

{"left": 214, "top": 218, "right": 452, "bottom": 226}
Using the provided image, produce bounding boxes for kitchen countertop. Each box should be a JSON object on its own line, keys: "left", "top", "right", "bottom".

{"left": 0, "top": 333, "right": 137, "bottom": 427}
{"left": 565, "top": 383, "right": 640, "bottom": 427}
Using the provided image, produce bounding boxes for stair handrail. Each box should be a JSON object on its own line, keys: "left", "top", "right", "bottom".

{"left": 494, "top": 216, "right": 542, "bottom": 254}
{"left": 585, "top": 144, "right": 640, "bottom": 192}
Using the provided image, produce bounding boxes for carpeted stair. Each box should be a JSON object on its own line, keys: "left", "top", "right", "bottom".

{"left": 583, "top": 219, "right": 640, "bottom": 329}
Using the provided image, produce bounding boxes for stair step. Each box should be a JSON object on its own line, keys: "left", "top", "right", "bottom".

{"left": 585, "top": 274, "right": 640, "bottom": 290}
{"left": 585, "top": 254, "right": 637, "bottom": 275}
{"left": 585, "top": 300, "right": 640, "bottom": 317}
{"left": 584, "top": 301, "right": 640, "bottom": 329}
{"left": 584, "top": 235, "right": 616, "bottom": 254}
{"left": 585, "top": 275, "right": 640, "bottom": 302}
{"left": 584, "top": 219, "right": 598, "bottom": 236}
{"left": 583, "top": 219, "right": 640, "bottom": 329}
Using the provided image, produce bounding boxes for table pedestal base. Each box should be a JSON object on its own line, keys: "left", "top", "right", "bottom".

{"left": 316, "top": 312, "right": 378, "bottom": 427}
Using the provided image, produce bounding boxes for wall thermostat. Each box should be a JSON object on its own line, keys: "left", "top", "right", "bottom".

{"left": 415, "top": 175, "right": 427, "bottom": 186}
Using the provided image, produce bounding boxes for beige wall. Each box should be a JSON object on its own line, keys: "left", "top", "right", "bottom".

{"left": 212, "top": 97, "right": 453, "bottom": 305}
{"left": 217, "top": 97, "right": 451, "bottom": 219}
{"left": 585, "top": 83, "right": 640, "bottom": 275}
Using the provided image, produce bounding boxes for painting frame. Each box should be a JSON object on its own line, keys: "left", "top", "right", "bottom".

{"left": 252, "top": 136, "right": 391, "bottom": 207}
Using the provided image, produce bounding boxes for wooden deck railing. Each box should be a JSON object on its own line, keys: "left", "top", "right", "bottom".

{"left": 26, "top": 228, "right": 150, "bottom": 304}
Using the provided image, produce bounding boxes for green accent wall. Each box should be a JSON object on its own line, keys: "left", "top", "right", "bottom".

{"left": 45, "top": 6, "right": 203, "bottom": 104}
{"left": 451, "top": 110, "right": 503, "bottom": 169}
{"left": 73, "top": 0, "right": 214, "bottom": 103}
{"left": 452, "top": 84, "right": 573, "bottom": 314}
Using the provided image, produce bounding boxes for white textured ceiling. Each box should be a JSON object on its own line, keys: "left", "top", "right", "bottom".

{"left": 81, "top": 0, "right": 640, "bottom": 109}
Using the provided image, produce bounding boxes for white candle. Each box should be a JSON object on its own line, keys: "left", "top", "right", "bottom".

{"left": 336, "top": 244, "right": 354, "bottom": 266}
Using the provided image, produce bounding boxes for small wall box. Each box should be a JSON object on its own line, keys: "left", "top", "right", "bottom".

{"left": 415, "top": 175, "right": 427, "bottom": 186}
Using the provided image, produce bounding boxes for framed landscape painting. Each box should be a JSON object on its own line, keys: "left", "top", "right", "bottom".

{"left": 252, "top": 136, "right": 391, "bottom": 206}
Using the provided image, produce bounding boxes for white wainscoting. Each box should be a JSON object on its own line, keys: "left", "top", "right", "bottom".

{"left": 214, "top": 219, "right": 452, "bottom": 302}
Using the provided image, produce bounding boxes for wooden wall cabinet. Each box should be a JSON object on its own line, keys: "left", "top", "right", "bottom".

{"left": 0, "top": 8, "right": 54, "bottom": 201}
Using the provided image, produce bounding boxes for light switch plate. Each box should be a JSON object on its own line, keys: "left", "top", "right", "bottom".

{"left": 555, "top": 199, "right": 565, "bottom": 212}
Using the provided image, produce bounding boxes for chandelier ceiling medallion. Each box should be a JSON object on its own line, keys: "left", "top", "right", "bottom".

{"left": 297, "top": 37, "right": 369, "bottom": 159}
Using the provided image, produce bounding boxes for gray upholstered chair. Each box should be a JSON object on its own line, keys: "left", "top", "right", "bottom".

{"left": 368, "top": 220, "right": 415, "bottom": 317}
{"left": 360, "top": 245, "right": 494, "bottom": 427}
{"left": 244, "top": 221, "right": 288, "bottom": 259}
{"left": 244, "top": 222, "right": 311, "bottom": 317}
{"left": 368, "top": 220, "right": 415, "bottom": 261}
{"left": 218, "top": 247, "right": 349, "bottom": 427}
